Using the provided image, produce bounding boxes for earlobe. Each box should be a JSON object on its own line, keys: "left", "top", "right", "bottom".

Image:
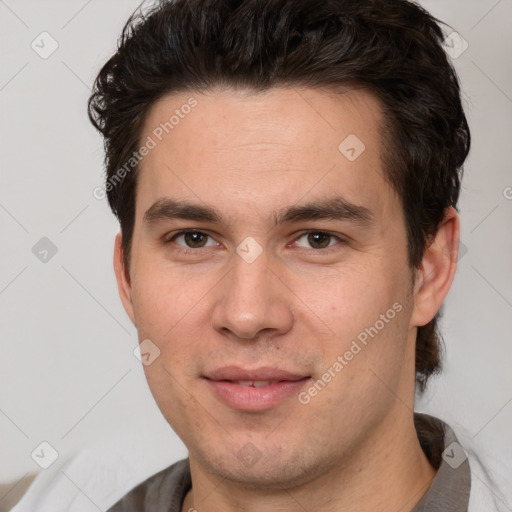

{"left": 113, "top": 232, "right": 136, "bottom": 326}
{"left": 410, "top": 207, "right": 460, "bottom": 328}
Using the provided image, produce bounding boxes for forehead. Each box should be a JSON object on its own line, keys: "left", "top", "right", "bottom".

{"left": 141, "top": 86, "right": 383, "bottom": 158}
{"left": 135, "top": 86, "right": 397, "bottom": 227}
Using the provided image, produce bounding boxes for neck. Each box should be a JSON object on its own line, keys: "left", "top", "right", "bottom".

{"left": 181, "top": 409, "right": 437, "bottom": 512}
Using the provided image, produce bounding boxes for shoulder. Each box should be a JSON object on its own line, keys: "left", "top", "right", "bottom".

{"left": 413, "top": 413, "right": 512, "bottom": 511}
{"left": 107, "top": 458, "right": 191, "bottom": 512}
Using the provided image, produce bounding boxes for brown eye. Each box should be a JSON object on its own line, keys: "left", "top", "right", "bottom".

{"left": 308, "top": 232, "right": 331, "bottom": 249}
{"left": 170, "top": 231, "right": 217, "bottom": 249}
{"left": 183, "top": 232, "right": 208, "bottom": 248}
{"left": 295, "top": 231, "right": 340, "bottom": 250}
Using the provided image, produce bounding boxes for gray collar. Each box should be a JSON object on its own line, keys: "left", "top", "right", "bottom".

{"left": 412, "top": 413, "right": 471, "bottom": 511}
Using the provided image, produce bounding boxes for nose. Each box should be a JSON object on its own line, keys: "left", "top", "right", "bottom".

{"left": 211, "top": 247, "right": 294, "bottom": 341}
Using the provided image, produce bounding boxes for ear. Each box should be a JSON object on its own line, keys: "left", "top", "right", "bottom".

{"left": 113, "top": 232, "right": 136, "bottom": 326}
{"left": 410, "top": 207, "right": 460, "bottom": 327}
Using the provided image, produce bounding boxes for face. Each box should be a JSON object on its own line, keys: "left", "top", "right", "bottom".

{"left": 117, "top": 86, "right": 422, "bottom": 488}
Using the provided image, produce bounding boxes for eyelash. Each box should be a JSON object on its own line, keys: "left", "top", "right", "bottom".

{"left": 164, "top": 229, "right": 346, "bottom": 255}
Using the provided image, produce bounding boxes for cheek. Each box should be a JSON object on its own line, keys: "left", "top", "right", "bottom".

{"left": 131, "top": 263, "right": 210, "bottom": 336}
{"left": 292, "top": 263, "right": 391, "bottom": 331}
{"left": 296, "top": 262, "right": 411, "bottom": 370}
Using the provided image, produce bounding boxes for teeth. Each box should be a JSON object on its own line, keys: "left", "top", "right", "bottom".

{"left": 236, "top": 380, "right": 275, "bottom": 387}
{"left": 252, "top": 380, "right": 272, "bottom": 387}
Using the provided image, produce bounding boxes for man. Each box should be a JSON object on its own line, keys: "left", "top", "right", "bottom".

{"left": 85, "top": 0, "right": 503, "bottom": 510}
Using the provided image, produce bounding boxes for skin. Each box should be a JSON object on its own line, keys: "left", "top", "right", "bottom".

{"left": 113, "top": 86, "right": 459, "bottom": 512}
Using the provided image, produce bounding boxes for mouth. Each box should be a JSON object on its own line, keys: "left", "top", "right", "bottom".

{"left": 204, "top": 365, "right": 309, "bottom": 382}
{"left": 229, "top": 380, "right": 292, "bottom": 387}
{"left": 203, "top": 367, "right": 311, "bottom": 411}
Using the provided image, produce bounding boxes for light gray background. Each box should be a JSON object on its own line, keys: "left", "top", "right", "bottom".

{"left": 1, "top": 0, "right": 511, "bottom": 509}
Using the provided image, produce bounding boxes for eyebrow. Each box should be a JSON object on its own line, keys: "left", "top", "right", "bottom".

{"left": 143, "top": 196, "right": 374, "bottom": 227}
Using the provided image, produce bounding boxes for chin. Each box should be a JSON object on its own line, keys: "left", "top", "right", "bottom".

{"left": 192, "top": 443, "right": 327, "bottom": 490}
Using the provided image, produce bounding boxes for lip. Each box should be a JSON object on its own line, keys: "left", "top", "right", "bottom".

{"left": 204, "top": 366, "right": 311, "bottom": 411}
{"left": 204, "top": 365, "right": 307, "bottom": 382}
